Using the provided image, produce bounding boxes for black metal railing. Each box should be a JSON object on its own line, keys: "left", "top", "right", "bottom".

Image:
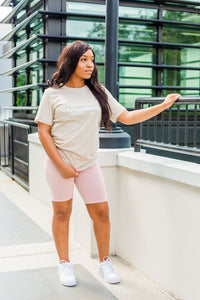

{"left": 0, "top": 107, "right": 38, "bottom": 189}
{"left": 134, "top": 97, "right": 200, "bottom": 162}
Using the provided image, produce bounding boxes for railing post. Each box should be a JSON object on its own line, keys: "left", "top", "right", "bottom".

{"left": 3, "top": 123, "right": 7, "bottom": 166}
{"left": 134, "top": 99, "right": 141, "bottom": 152}
{"left": 27, "top": 125, "right": 32, "bottom": 185}
{"left": 10, "top": 125, "right": 14, "bottom": 175}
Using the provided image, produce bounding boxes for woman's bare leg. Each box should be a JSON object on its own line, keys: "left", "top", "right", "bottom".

{"left": 86, "top": 202, "right": 110, "bottom": 262}
{"left": 52, "top": 199, "right": 72, "bottom": 262}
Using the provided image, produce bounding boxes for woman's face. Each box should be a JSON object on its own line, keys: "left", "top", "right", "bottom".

{"left": 73, "top": 49, "right": 95, "bottom": 80}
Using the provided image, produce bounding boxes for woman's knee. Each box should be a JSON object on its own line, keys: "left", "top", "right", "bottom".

{"left": 97, "top": 208, "right": 110, "bottom": 223}
{"left": 88, "top": 203, "right": 110, "bottom": 223}
{"left": 53, "top": 199, "right": 72, "bottom": 222}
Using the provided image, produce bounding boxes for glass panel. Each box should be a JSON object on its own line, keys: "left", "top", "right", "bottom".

{"left": 30, "top": 42, "right": 43, "bottom": 60}
{"left": 165, "top": 1, "right": 200, "bottom": 9}
{"left": 30, "top": 0, "right": 43, "bottom": 8}
{"left": 119, "top": 44, "right": 156, "bottom": 63}
{"left": 163, "top": 24, "right": 200, "bottom": 44}
{"left": 182, "top": 69, "right": 200, "bottom": 89}
{"left": 90, "top": 43, "right": 105, "bottom": 62}
{"left": 16, "top": 9, "right": 26, "bottom": 20}
{"left": 180, "top": 89, "right": 200, "bottom": 96}
{"left": 66, "top": 1, "right": 157, "bottom": 18}
{"left": 163, "top": 10, "right": 200, "bottom": 24}
{"left": 66, "top": 2, "right": 105, "bottom": 15}
{"left": 16, "top": 91, "right": 26, "bottom": 106}
{"left": 119, "top": 22, "right": 156, "bottom": 42}
{"left": 30, "top": 17, "right": 43, "bottom": 35}
{"left": 119, "top": 66, "right": 156, "bottom": 87}
{"left": 162, "top": 69, "right": 200, "bottom": 88}
{"left": 16, "top": 29, "right": 26, "bottom": 45}
{"left": 119, "top": 88, "right": 153, "bottom": 108}
{"left": 119, "top": 6, "right": 157, "bottom": 19}
{"left": 161, "top": 89, "right": 200, "bottom": 97}
{"left": 16, "top": 52, "right": 26, "bottom": 67}
{"left": 16, "top": 73, "right": 27, "bottom": 87}
{"left": 163, "top": 48, "right": 200, "bottom": 67}
{"left": 96, "top": 65, "right": 105, "bottom": 85}
{"left": 30, "top": 88, "right": 43, "bottom": 107}
{"left": 30, "top": 66, "right": 43, "bottom": 84}
{"left": 66, "top": 17, "right": 105, "bottom": 38}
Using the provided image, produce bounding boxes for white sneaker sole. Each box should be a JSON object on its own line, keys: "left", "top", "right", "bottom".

{"left": 98, "top": 270, "right": 120, "bottom": 284}
{"left": 60, "top": 279, "right": 77, "bottom": 287}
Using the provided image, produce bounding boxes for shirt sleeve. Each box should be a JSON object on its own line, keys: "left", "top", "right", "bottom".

{"left": 34, "top": 88, "right": 53, "bottom": 126}
{"left": 103, "top": 87, "right": 126, "bottom": 123}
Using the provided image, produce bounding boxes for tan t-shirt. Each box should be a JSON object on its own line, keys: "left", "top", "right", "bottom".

{"left": 34, "top": 85, "right": 126, "bottom": 170}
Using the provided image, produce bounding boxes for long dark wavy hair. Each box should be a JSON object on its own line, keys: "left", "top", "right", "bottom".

{"left": 48, "top": 40, "right": 112, "bottom": 131}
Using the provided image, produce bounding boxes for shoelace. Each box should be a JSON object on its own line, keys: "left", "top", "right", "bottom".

{"left": 59, "top": 260, "right": 73, "bottom": 275}
{"left": 102, "top": 256, "right": 114, "bottom": 272}
{"left": 60, "top": 260, "right": 69, "bottom": 264}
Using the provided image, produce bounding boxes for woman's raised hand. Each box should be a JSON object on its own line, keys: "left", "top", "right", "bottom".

{"left": 163, "top": 93, "right": 181, "bottom": 109}
{"left": 58, "top": 162, "right": 79, "bottom": 178}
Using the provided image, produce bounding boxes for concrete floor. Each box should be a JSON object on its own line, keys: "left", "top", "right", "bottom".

{"left": 0, "top": 170, "right": 176, "bottom": 300}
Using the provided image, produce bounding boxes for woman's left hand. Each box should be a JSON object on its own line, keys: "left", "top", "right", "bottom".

{"left": 163, "top": 93, "right": 181, "bottom": 109}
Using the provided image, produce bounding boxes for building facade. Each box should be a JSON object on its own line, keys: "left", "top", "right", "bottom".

{"left": 0, "top": 0, "right": 200, "bottom": 115}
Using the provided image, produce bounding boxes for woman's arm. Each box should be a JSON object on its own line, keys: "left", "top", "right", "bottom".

{"left": 38, "top": 122, "right": 79, "bottom": 178}
{"left": 117, "top": 93, "right": 181, "bottom": 125}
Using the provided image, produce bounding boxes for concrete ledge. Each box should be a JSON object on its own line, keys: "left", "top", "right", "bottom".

{"left": 98, "top": 148, "right": 133, "bottom": 166}
{"left": 118, "top": 151, "right": 200, "bottom": 189}
{"left": 28, "top": 132, "right": 40, "bottom": 144}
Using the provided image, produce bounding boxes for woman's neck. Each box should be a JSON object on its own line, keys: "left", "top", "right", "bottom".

{"left": 65, "top": 78, "right": 85, "bottom": 88}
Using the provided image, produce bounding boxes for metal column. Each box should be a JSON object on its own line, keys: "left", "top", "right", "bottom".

{"left": 44, "top": 0, "right": 66, "bottom": 80}
{"left": 99, "top": 0, "right": 131, "bottom": 148}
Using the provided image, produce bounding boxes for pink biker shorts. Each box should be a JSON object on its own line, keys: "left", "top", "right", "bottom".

{"left": 45, "top": 157, "right": 108, "bottom": 204}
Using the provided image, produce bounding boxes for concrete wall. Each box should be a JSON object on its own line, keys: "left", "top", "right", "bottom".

{"left": 117, "top": 152, "right": 200, "bottom": 300}
{"left": 28, "top": 132, "right": 200, "bottom": 300}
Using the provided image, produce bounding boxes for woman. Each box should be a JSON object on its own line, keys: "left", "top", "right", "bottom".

{"left": 35, "top": 40, "right": 180, "bottom": 287}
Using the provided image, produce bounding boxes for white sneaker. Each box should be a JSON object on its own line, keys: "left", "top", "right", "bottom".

{"left": 58, "top": 260, "right": 77, "bottom": 286}
{"left": 98, "top": 256, "right": 120, "bottom": 284}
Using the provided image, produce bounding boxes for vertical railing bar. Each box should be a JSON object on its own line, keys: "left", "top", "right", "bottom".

{"left": 140, "top": 108, "right": 143, "bottom": 142}
{"left": 168, "top": 107, "right": 172, "bottom": 144}
{"left": 4, "top": 123, "right": 6, "bottom": 166}
{"left": 134, "top": 100, "right": 141, "bottom": 152}
{"left": 147, "top": 103, "right": 151, "bottom": 140}
{"left": 8, "top": 124, "right": 11, "bottom": 167}
{"left": 193, "top": 104, "right": 197, "bottom": 148}
{"left": 185, "top": 104, "right": 188, "bottom": 146}
{"left": 176, "top": 104, "right": 180, "bottom": 145}
{"left": 154, "top": 107, "right": 157, "bottom": 142}
{"left": 161, "top": 110, "right": 164, "bottom": 143}
{"left": 11, "top": 125, "right": 14, "bottom": 175}
{"left": 27, "top": 125, "right": 32, "bottom": 184}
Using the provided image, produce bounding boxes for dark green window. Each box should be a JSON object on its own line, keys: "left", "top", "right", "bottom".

{"left": 119, "top": 45, "right": 156, "bottom": 64}
{"left": 16, "top": 91, "right": 26, "bottom": 107}
{"left": 66, "top": 17, "right": 105, "bottom": 38}
{"left": 66, "top": 2, "right": 105, "bottom": 14}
